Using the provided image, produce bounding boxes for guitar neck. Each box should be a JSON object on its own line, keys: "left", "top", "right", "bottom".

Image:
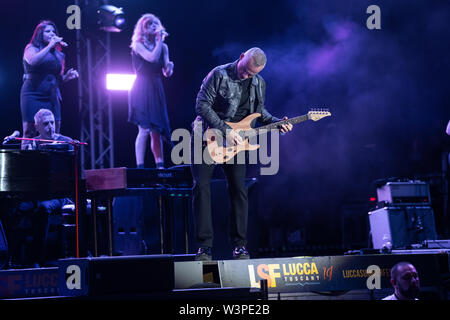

{"left": 253, "top": 114, "right": 309, "bottom": 135}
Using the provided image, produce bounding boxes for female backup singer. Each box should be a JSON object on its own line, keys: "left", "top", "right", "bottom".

{"left": 129, "top": 13, "right": 174, "bottom": 169}
{"left": 20, "top": 20, "right": 78, "bottom": 140}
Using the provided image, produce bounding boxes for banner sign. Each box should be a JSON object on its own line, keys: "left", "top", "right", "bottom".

{"left": 0, "top": 267, "right": 59, "bottom": 298}
{"left": 219, "top": 253, "right": 443, "bottom": 293}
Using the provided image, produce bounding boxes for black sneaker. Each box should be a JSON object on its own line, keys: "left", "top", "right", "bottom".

{"left": 233, "top": 246, "right": 250, "bottom": 259}
{"left": 195, "top": 247, "right": 212, "bottom": 261}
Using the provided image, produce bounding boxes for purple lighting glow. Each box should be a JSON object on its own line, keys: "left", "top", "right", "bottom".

{"left": 106, "top": 73, "right": 136, "bottom": 91}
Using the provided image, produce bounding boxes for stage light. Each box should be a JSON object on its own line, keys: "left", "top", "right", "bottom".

{"left": 106, "top": 74, "right": 136, "bottom": 91}
{"left": 97, "top": 5, "right": 126, "bottom": 32}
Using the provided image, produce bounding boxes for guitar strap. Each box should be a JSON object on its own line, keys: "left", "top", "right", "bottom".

{"left": 252, "top": 77, "right": 263, "bottom": 116}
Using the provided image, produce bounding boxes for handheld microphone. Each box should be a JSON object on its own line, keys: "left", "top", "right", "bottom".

{"left": 3, "top": 130, "right": 20, "bottom": 144}
{"left": 156, "top": 28, "right": 169, "bottom": 38}
{"left": 51, "top": 36, "right": 68, "bottom": 47}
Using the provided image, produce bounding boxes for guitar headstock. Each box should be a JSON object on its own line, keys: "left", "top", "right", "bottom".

{"left": 307, "top": 108, "right": 331, "bottom": 121}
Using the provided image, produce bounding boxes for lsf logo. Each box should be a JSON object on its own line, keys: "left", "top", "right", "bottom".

{"left": 66, "top": 265, "right": 82, "bottom": 290}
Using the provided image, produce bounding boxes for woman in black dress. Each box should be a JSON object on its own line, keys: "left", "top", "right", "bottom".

{"left": 129, "top": 13, "right": 174, "bottom": 169}
{"left": 20, "top": 20, "right": 78, "bottom": 139}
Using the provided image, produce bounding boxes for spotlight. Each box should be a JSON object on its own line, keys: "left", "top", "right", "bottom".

{"left": 106, "top": 74, "right": 136, "bottom": 91}
{"left": 97, "top": 5, "right": 126, "bottom": 32}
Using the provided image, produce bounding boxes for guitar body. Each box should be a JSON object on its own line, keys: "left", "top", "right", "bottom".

{"left": 225, "top": 112, "right": 261, "bottom": 131}
{"left": 206, "top": 113, "right": 261, "bottom": 164}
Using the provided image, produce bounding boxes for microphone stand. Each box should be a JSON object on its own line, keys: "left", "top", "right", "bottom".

{"left": 15, "top": 136, "right": 88, "bottom": 258}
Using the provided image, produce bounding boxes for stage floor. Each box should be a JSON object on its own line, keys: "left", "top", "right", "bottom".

{"left": 1, "top": 249, "right": 449, "bottom": 301}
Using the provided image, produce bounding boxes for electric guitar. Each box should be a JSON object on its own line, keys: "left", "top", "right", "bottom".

{"left": 205, "top": 109, "right": 331, "bottom": 164}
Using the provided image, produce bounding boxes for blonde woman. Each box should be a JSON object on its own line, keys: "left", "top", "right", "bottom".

{"left": 129, "top": 13, "right": 174, "bottom": 169}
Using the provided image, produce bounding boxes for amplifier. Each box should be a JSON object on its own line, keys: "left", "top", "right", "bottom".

{"left": 376, "top": 181, "right": 431, "bottom": 206}
{"left": 368, "top": 206, "right": 438, "bottom": 249}
{"left": 422, "top": 239, "right": 450, "bottom": 249}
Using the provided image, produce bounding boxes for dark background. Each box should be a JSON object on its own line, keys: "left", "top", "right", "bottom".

{"left": 1, "top": 0, "right": 449, "bottom": 256}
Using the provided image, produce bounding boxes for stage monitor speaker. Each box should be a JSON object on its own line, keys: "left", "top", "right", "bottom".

{"left": 111, "top": 178, "right": 259, "bottom": 259}
{"left": 369, "top": 206, "right": 438, "bottom": 249}
{"left": 112, "top": 191, "right": 194, "bottom": 255}
{"left": 58, "top": 254, "right": 174, "bottom": 297}
{"left": 112, "top": 195, "right": 147, "bottom": 255}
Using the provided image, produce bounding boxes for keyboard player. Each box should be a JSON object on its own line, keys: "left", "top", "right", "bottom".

{"left": 7, "top": 108, "right": 74, "bottom": 268}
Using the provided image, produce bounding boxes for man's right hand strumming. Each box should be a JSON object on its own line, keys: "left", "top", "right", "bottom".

{"left": 226, "top": 129, "right": 245, "bottom": 146}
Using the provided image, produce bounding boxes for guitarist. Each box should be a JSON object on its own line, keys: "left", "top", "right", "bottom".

{"left": 191, "top": 47, "right": 292, "bottom": 261}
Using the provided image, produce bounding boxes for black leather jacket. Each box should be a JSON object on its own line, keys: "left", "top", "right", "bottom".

{"left": 193, "top": 60, "right": 280, "bottom": 135}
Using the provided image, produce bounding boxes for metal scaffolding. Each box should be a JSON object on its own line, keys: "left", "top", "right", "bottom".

{"left": 75, "top": 0, "right": 114, "bottom": 170}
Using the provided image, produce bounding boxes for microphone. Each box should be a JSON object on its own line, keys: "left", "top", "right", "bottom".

{"left": 59, "top": 40, "right": 68, "bottom": 47}
{"left": 3, "top": 130, "right": 20, "bottom": 144}
{"left": 156, "top": 28, "right": 169, "bottom": 38}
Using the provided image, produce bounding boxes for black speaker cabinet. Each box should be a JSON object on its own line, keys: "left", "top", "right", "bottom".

{"left": 58, "top": 254, "right": 174, "bottom": 297}
{"left": 369, "top": 206, "right": 438, "bottom": 249}
{"left": 112, "top": 190, "right": 193, "bottom": 255}
{"left": 110, "top": 178, "right": 259, "bottom": 259}
{"left": 112, "top": 195, "right": 148, "bottom": 255}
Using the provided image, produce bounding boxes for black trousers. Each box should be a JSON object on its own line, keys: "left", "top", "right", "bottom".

{"left": 191, "top": 159, "right": 248, "bottom": 249}
{"left": 8, "top": 199, "right": 67, "bottom": 266}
